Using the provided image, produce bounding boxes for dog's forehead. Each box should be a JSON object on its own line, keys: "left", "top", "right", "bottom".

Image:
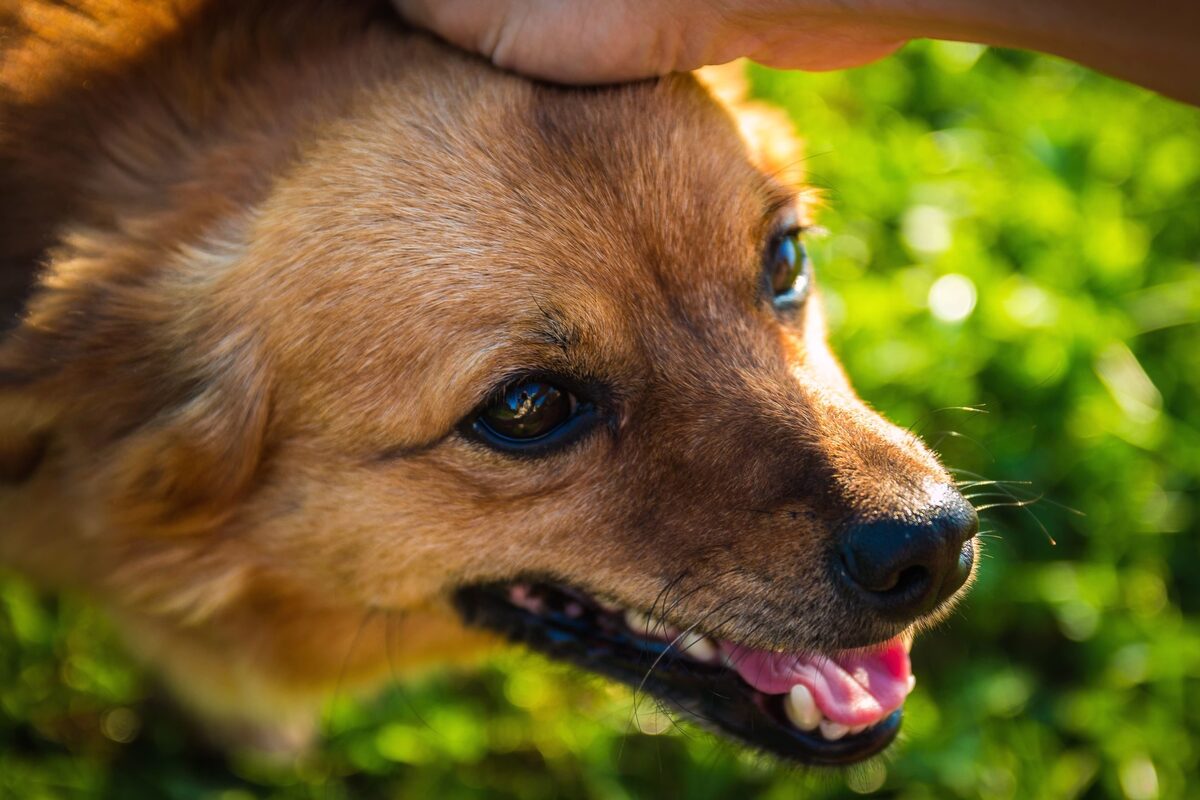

{"left": 500, "top": 78, "right": 779, "bottom": 292}
{"left": 234, "top": 66, "right": 798, "bottom": 432}
{"left": 473, "top": 79, "right": 786, "bottom": 337}
{"left": 308, "top": 71, "right": 781, "bottom": 297}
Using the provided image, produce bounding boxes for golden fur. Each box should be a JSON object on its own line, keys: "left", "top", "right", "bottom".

{"left": 0, "top": 0, "right": 961, "bottom": 750}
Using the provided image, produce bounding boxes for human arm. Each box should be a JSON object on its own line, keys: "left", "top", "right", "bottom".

{"left": 394, "top": 0, "right": 1200, "bottom": 104}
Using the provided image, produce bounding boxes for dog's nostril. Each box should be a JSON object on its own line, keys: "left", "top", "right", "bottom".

{"left": 839, "top": 550, "right": 933, "bottom": 602}
{"left": 836, "top": 491, "right": 978, "bottom": 621}
{"left": 889, "top": 565, "right": 930, "bottom": 596}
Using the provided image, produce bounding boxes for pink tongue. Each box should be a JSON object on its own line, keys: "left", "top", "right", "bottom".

{"left": 720, "top": 638, "right": 912, "bottom": 726}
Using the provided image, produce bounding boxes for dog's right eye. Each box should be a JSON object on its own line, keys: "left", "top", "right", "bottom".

{"left": 467, "top": 380, "right": 598, "bottom": 455}
{"left": 766, "top": 229, "right": 811, "bottom": 310}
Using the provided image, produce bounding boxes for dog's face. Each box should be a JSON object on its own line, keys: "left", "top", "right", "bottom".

{"left": 3, "top": 30, "right": 975, "bottom": 765}
{"left": 208, "top": 56, "right": 974, "bottom": 761}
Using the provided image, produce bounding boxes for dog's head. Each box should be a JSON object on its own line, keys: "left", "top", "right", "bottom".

{"left": 1, "top": 12, "right": 975, "bottom": 765}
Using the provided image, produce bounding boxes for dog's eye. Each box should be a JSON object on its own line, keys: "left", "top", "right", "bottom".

{"left": 469, "top": 380, "right": 598, "bottom": 454}
{"left": 481, "top": 382, "right": 573, "bottom": 439}
{"left": 766, "top": 230, "right": 811, "bottom": 309}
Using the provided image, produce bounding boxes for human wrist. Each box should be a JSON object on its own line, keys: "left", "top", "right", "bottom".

{"left": 706, "top": 0, "right": 1198, "bottom": 104}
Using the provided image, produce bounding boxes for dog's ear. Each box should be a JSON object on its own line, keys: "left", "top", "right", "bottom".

{"left": 1, "top": 0, "right": 189, "bottom": 335}
{"left": 0, "top": 234, "right": 271, "bottom": 536}
{"left": 2, "top": 2, "right": 289, "bottom": 535}
{"left": 100, "top": 344, "right": 272, "bottom": 536}
{"left": 695, "top": 61, "right": 812, "bottom": 195}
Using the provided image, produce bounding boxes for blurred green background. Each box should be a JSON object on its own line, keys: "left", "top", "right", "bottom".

{"left": 2, "top": 41, "right": 1199, "bottom": 800}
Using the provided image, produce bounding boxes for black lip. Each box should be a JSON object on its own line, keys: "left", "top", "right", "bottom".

{"left": 453, "top": 583, "right": 902, "bottom": 766}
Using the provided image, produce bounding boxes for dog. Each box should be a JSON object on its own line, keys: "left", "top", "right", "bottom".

{"left": 0, "top": 0, "right": 978, "bottom": 765}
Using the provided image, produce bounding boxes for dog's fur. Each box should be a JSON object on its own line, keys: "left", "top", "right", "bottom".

{"left": 0, "top": 0, "right": 961, "bottom": 750}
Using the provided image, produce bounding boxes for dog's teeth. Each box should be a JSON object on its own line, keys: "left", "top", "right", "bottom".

{"left": 624, "top": 609, "right": 676, "bottom": 640}
{"left": 908, "top": 675, "right": 917, "bottom": 691}
{"left": 818, "top": 720, "right": 850, "bottom": 740}
{"left": 848, "top": 724, "right": 868, "bottom": 735}
{"left": 783, "top": 684, "right": 821, "bottom": 731}
{"left": 624, "top": 609, "right": 653, "bottom": 635}
{"left": 628, "top": 606, "right": 667, "bottom": 638}
{"left": 677, "top": 631, "right": 718, "bottom": 662}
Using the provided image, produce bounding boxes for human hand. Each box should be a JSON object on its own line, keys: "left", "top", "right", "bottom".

{"left": 392, "top": 0, "right": 913, "bottom": 84}
{"left": 394, "top": 0, "right": 1200, "bottom": 105}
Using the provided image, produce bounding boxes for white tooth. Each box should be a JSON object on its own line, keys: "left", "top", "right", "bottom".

{"left": 721, "top": 651, "right": 737, "bottom": 669}
{"left": 907, "top": 675, "right": 917, "bottom": 691}
{"left": 783, "top": 685, "right": 821, "bottom": 731}
{"left": 819, "top": 720, "right": 850, "bottom": 740}
{"left": 849, "top": 724, "right": 868, "bottom": 735}
{"left": 625, "top": 609, "right": 671, "bottom": 638}
{"left": 678, "top": 632, "right": 718, "bottom": 662}
{"left": 634, "top": 707, "right": 672, "bottom": 736}
{"left": 624, "top": 609, "right": 650, "bottom": 633}
{"left": 624, "top": 610, "right": 677, "bottom": 640}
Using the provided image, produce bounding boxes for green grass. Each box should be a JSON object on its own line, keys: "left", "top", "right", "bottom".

{"left": 3, "top": 41, "right": 1199, "bottom": 799}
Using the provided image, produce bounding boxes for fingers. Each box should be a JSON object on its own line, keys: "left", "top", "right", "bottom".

{"left": 392, "top": 0, "right": 510, "bottom": 59}
{"left": 392, "top": 0, "right": 711, "bottom": 84}
{"left": 392, "top": 0, "right": 911, "bottom": 83}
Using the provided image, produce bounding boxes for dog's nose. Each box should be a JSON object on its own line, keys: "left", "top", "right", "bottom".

{"left": 836, "top": 491, "right": 978, "bottom": 620}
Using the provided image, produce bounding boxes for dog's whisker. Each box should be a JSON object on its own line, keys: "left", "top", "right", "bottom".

{"left": 963, "top": 490, "right": 1045, "bottom": 501}
{"left": 646, "top": 570, "right": 693, "bottom": 644}
{"left": 626, "top": 598, "right": 741, "bottom": 733}
{"left": 974, "top": 499, "right": 1041, "bottom": 512}
{"left": 618, "top": 570, "right": 701, "bottom": 762}
{"left": 908, "top": 403, "right": 990, "bottom": 438}
{"left": 929, "top": 429, "right": 996, "bottom": 460}
{"left": 955, "top": 479, "right": 1034, "bottom": 489}
{"left": 324, "top": 607, "right": 376, "bottom": 745}
{"left": 660, "top": 563, "right": 743, "bottom": 629}
{"left": 951, "top": 467, "right": 1062, "bottom": 544}
{"left": 383, "top": 611, "right": 438, "bottom": 735}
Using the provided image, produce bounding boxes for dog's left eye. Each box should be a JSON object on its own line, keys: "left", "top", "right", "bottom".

{"left": 468, "top": 379, "right": 598, "bottom": 454}
{"left": 766, "top": 230, "right": 811, "bottom": 309}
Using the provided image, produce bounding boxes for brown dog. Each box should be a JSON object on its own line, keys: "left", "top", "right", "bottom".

{"left": 0, "top": 0, "right": 977, "bottom": 764}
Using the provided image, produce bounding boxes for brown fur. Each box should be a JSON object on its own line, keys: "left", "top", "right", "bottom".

{"left": 0, "top": 0, "right": 960, "bottom": 748}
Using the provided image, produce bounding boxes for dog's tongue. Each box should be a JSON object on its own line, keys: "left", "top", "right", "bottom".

{"left": 720, "top": 638, "right": 913, "bottom": 726}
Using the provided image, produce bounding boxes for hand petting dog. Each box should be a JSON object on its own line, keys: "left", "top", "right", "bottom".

{"left": 396, "top": 0, "right": 1200, "bottom": 105}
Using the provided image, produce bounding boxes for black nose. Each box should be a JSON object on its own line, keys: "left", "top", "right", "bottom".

{"left": 836, "top": 491, "right": 978, "bottom": 620}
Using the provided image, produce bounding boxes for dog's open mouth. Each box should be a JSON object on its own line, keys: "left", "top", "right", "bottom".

{"left": 454, "top": 581, "right": 915, "bottom": 765}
